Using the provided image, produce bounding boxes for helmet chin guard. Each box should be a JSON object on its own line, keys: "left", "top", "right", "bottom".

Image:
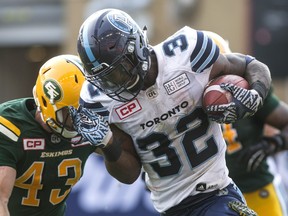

{"left": 77, "top": 8, "right": 150, "bottom": 102}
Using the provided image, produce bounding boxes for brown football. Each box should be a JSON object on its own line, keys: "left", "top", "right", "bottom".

{"left": 202, "top": 75, "right": 249, "bottom": 114}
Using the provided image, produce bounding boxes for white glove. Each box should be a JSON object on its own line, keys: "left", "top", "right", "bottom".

{"left": 69, "top": 106, "right": 112, "bottom": 148}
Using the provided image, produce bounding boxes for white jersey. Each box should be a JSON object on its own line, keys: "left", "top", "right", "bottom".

{"left": 80, "top": 26, "right": 232, "bottom": 212}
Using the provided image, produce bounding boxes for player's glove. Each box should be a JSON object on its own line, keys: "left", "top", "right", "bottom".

{"left": 239, "top": 134, "right": 286, "bottom": 172}
{"left": 206, "top": 83, "right": 263, "bottom": 124}
{"left": 69, "top": 106, "right": 112, "bottom": 148}
{"left": 228, "top": 200, "right": 258, "bottom": 216}
{"left": 206, "top": 103, "right": 238, "bottom": 124}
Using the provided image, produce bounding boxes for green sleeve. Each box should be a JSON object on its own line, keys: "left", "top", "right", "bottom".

{"left": 0, "top": 136, "right": 23, "bottom": 169}
{"left": 255, "top": 88, "right": 280, "bottom": 120}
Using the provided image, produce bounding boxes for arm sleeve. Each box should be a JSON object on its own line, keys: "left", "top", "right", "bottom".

{"left": 190, "top": 30, "right": 220, "bottom": 73}
{"left": 0, "top": 140, "right": 21, "bottom": 169}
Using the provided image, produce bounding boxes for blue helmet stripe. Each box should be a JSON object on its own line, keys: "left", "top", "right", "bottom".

{"left": 82, "top": 22, "right": 100, "bottom": 67}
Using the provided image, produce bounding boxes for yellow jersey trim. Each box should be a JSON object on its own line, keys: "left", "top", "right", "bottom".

{"left": 0, "top": 116, "right": 20, "bottom": 141}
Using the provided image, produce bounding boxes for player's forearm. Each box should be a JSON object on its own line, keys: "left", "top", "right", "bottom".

{"left": 100, "top": 138, "right": 141, "bottom": 184}
{"left": 244, "top": 58, "right": 271, "bottom": 99}
{"left": 277, "top": 124, "right": 288, "bottom": 151}
{"left": 104, "top": 151, "right": 141, "bottom": 184}
{"left": 0, "top": 167, "right": 15, "bottom": 216}
{"left": 0, "top": 199, "right": 10, "bottom": 216}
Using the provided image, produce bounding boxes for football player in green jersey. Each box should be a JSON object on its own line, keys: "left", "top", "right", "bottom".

{"left": 0, "top": 55, "right": 109, "bottom": 216}
{"left": 207, "top": 31, "right": 288, "bottom": 216}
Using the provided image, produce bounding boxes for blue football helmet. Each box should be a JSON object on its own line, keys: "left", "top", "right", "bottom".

{"left": 77, "top": 8, "right": 150, "bottom": 102}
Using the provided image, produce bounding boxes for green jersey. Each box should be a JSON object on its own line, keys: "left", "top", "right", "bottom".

{"left": 223, "top": 89, "right": 279, "bottom": 193}
{"left": 0, "top": 98, "right": 97, "bottom": 216}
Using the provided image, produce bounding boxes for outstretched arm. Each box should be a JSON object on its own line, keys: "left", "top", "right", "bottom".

{"left": 70, "top": 106, "right": 142, "bottom": 184}
{"left": 240, "top": 99, "right": 288, "bottom": 172}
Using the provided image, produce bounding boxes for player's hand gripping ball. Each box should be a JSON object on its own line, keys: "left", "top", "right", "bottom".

{"left": 203, "top": 75, "right": 250, "bottom": 123}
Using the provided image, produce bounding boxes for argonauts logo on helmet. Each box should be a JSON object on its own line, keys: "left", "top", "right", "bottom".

{"left": 43, "top": 79, "right": 62, "bottom": 102}
{"left": 107, "top": 11, "right": 137, "bottom": 34}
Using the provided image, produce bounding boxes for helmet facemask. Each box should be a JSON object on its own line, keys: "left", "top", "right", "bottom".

{"left": 87, "top": 38, "right": 149, "bottom": 102}
{"left": 46, "top": 106, "right": 78, "bottom": 139}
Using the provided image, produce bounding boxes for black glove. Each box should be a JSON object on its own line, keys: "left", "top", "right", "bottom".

{"left": 239, "top": 134, "right": 286, "bottom": 172}
{"left": 207, "top": 83, "right": 263, "bottom": 124}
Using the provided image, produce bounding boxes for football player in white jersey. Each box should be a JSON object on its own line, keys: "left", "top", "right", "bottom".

{"left": 71, "top": 8, "right": 272, "bottom": 216}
